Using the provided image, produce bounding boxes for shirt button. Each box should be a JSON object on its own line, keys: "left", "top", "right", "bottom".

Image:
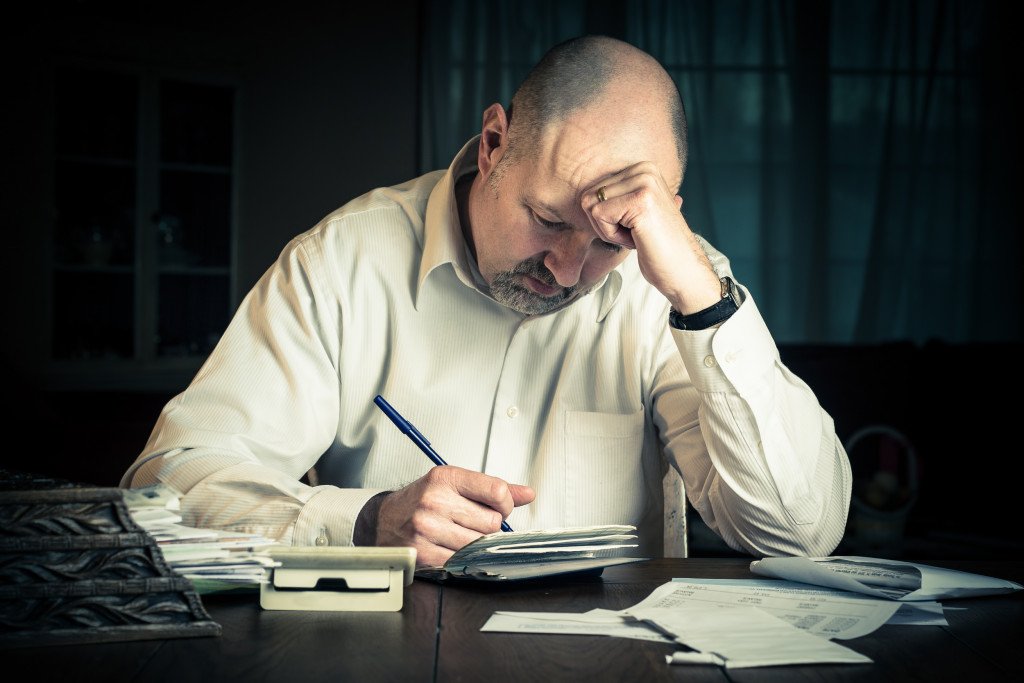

{"left": 725, "top": 350, "right": 740, "bottom": 364}
{"left": 315, "top": 535, "right": 328, "bottom": 546}
{"left": 703, "top": 355, "right": 717, "bottom": 368}
{"left": 507, "top": 405, "right": 519, "bottom": 418}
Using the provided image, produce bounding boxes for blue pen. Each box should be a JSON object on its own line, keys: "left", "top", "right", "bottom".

{"left": 374, "top": 395, "right": 513, "bottom": 532}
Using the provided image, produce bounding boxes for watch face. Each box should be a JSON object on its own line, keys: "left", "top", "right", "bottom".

{"left": 721, "top": 276, "right": 739, "bottom": 302}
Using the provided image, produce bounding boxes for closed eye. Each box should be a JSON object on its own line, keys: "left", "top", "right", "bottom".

{"left": 529, "top": 207, "right": 622, "bottom": 253}
{"left": 530, "top": 209, "right": 567, "bottom": 230}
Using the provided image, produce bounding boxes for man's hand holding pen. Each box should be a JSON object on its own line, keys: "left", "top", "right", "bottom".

{"left": 374, "top": 466, "right": 535, "bottom": 568}
{"left": 368, "top": 395, "right": 536, "bottom": 567}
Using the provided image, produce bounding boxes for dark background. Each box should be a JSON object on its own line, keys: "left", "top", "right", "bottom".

{"left": 2, "top": 1, "right": 1020, "bottom": 560}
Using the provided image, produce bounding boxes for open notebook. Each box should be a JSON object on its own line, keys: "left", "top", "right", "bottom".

{"left": 416, "top": 524, "right": 647, "bottom": 581}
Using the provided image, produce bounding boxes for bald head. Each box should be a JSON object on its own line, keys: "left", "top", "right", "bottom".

{"left": 501, "top": 36, "right": 688, "bottom": 184}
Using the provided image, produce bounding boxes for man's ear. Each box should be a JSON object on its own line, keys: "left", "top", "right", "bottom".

{"left": 477, "top": 103, "right": 510, "bottom": 178}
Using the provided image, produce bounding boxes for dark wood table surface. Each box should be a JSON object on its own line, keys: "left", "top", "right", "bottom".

{"left": 8, "top": 558, "right": 1024, "bottom": 682}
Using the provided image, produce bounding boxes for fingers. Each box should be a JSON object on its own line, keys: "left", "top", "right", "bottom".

{"left": 509, "top": 483, "right": 537, "bottom": 507}
{"left": 585, "top": 162, "right": 678, "bottom": 243}
{"left": 444, "top": 467, "right": 518, "bottom": 521}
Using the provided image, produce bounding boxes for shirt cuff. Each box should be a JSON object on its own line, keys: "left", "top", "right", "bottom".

{"left": 292, "top": 486, "right": 388, "bottom": 547}
{"left": 671, "top": 293, "right": 779, "bottom": 395}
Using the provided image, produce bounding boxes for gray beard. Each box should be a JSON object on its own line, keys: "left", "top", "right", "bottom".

{"left": 489, "top": 257, "right": 578, "bottom": 315}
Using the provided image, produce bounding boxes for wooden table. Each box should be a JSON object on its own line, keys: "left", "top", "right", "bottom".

{"left": 8, "top": 558, "right": 1023, "bottom": 682}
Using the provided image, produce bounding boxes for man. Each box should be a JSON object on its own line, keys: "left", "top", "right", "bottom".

{"left": 122, "top": 36, "right": 851, "bottom": 567}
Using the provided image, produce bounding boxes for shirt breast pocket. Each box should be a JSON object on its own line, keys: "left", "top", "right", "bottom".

{"left": 563, "top": 408, "right": 645, "bottom": 526}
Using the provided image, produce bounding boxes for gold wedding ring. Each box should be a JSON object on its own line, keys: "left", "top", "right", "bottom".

{"left": 596, "top": 186, "right": 607, "bottom": 202}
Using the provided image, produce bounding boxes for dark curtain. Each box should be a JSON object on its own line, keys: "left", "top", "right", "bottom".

{"left": 419, "top": 0, "right": 1020, "bottom": 344}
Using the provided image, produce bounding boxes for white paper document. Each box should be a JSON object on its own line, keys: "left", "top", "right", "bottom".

{"left": 483, "top": 580, "right": 899, "bottom": 641}
{"left": 480, "top": 576, "right": 921, "bottom": 666}
{"left": 750, "top": 556, "right": 1023, "bottom": 601}
{"left": 628, "top": 580, "right": 900, "bottom": 640}
{"left": 481, "top": 578, "right": 943, "bottom": 643}
{"left": 673, "top": 578, "right": 947, "bottom": 628}
{"left": 481, "top": 609, "right": 674, "bottom": 643}
{"left": 633, "top": 604, "right": 872, "bottom": 668}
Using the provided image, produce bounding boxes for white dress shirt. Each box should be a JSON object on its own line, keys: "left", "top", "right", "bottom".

{"left": 122, "top": 138, "right": 851, "bottom": 558}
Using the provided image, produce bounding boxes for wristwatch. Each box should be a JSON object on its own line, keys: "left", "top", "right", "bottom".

{"left": 668, "top": 277, "right": 738, "bottom": 330}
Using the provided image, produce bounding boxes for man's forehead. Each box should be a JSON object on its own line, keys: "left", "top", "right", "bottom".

{"left": 525, "top": 147, "right": 681, "bottom": 220}
{"left": 533, "top": 113, "right": 682, "bottom": 197}
{"left": 525, "top": 162, "right": 641, "bottom": 220}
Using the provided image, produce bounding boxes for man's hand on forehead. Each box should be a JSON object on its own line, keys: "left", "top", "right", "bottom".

{"left": 583, "top": 161, "right": 722, "bottom": 315}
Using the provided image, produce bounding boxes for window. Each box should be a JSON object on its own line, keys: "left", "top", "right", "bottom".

{"left": 420, "top": 0, "right": 1019, "bottom": 344}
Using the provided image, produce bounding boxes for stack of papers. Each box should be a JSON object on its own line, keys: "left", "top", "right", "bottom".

{"left": 417, "top": 524, "right": 645, "bottom": 581}
{"left": 482, "top": 579, "right": 893, "bottom": 667}
{"left": 123, "top": 484, "right": 279, "bottom": 593}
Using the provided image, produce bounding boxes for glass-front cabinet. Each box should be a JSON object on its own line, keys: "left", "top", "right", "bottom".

{"left": 51, "top": 65, "right": 235, "bottom": 385}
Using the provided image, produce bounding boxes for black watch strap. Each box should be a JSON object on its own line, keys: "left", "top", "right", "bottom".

{"left": 669, "top": 277, "right": 739, "bottom": 330}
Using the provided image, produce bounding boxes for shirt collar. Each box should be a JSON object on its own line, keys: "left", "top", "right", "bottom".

{"left": 418, "top": 137, "right": 480, "bottom": 302}
{"left": 417, "top": 136, "right": 624, "bottom": 321}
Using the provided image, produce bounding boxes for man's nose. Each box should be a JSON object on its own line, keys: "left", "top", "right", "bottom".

{"left": 543, "top": 234, "right": 590, "bottom": 288}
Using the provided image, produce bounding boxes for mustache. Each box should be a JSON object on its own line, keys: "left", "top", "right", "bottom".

{"left": 509, "top": 258, "right": 561, "bottom": 289}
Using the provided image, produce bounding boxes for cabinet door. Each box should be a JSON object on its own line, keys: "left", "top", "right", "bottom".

{"left": 51, "top": 67, "right": 235, "bottom": 374}
{"left": 154, "top": 79, "right": 234, "bottom": 358}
